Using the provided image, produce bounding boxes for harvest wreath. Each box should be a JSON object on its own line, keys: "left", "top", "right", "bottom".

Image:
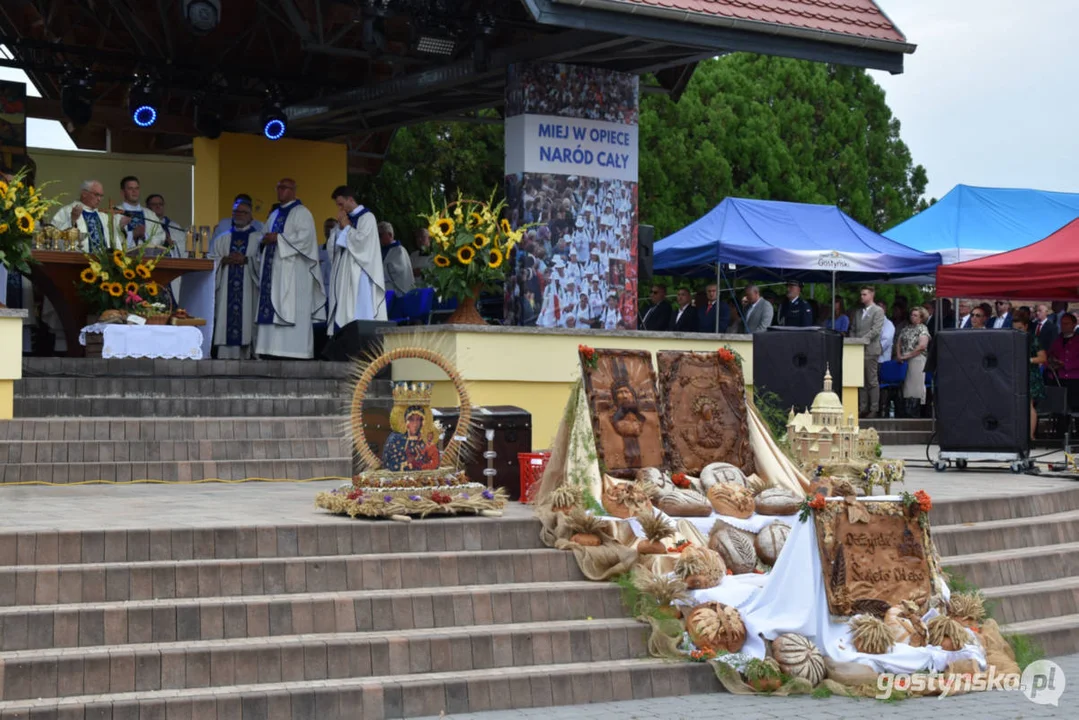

{"left": 314, "top": 343, "right": 507, "bottom": 521}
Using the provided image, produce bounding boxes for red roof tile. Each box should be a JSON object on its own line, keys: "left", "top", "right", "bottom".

{"left": 582, "top": 0, "right": 908, "bottom": 45}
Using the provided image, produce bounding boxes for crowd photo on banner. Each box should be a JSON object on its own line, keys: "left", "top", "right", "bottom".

{"left": 505, "top": 63, "right": 639, "bottom": 124}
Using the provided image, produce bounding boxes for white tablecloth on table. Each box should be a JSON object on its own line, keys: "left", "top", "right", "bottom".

{"left": 79, "top": 323, "right": 204, "bottom": 360}
{"left": 612, "top": 498, "right": 984, "bottom": 674}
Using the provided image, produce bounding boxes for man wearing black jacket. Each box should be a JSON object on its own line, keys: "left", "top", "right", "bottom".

{"left": 777, "top": 280, "right": 814, "bottom": 327}
{"left": 669, "top": 287, "right": 699, "bottom": 332}
{"left": 640, "top": 284, "right": 672, "bottom": 331}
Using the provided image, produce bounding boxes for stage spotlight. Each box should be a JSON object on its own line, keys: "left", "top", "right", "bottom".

{"left": 195, "top": 103, "right": 222, "bottom": 140}
{"left": 128, "top": 79, "right": 160, "bottom": 128}
{"left": 60, "top": 76, "right": 94, "bottom": 126}
{"left": 182, "top": 0, "right": 221, "bottom": 35}
{"left": 260, "top": 101, "right": 287, "bottom": 141}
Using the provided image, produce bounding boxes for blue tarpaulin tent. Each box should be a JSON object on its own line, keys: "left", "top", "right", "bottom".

{"left": 653, "top": 197, "right": 942, "bottom": 281}
{"left": 884, "top": 185, "right": 1079, "bottom": 265}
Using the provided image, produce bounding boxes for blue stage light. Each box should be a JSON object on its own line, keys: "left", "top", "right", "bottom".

{"left": 128, "top": 79, "right": 160, "bottom": 128}
{"left": 133, "top": 105, "right": 158, "bottom": 128}
{"left": 261, "top": 103, "right": 287, "bottom": 140}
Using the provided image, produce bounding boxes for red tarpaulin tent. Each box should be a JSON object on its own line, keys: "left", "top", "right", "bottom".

{"left": 935, "top": 218, "right": 1079, "bottom": 300}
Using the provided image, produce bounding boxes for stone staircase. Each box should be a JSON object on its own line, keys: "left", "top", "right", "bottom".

{"left": 0, "top": 516, "right": 721, "bottom": 719}
{"left": 935, "top": 485, "right": 1079, "bottom": 656}
{"left": 3, "top": 358, "right": 366, "bottom": 483}
{"left": 861, "top": 417, "right": 935, "bottom": 447}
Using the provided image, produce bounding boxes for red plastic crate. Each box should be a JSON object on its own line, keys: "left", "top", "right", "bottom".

{"left": 518, "top": 451, "right": 551, "bottom": 504}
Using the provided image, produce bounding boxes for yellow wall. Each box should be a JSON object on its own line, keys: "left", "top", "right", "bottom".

{"left": 31, "top": 147, "right": 194, "bottom": 225}
{"left": 193, "top": 132, "right": 347, "bottom": 237}
{"left": 386, "top": 329, "right": 866, "bottom": 448}
{"left": 0, "top": 314, "right": 26, "bottom": 419}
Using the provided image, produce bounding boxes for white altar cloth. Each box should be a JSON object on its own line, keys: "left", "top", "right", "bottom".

{"left": 79, "top": 324, "right": 204, "bottom": 360}
{"left": 613, "top": 498, "right": 985, "bottom": 674}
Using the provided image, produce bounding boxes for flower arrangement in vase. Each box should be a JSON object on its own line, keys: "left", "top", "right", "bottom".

{"left": 420, "top": 189, "right": 525, "bottom": 325}
{"left": 0, "top": 168, "right": 58, "bottom": 279}
{"left": 77, "top": 245, "right": 169, "bottom": 319}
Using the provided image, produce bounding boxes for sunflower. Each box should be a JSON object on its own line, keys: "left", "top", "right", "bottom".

{"left": 80, "top": 268, "right": 98, "bottom": 284}
{"left": 113, "top": 250, "right": 126, "bottom": 268}
{"left": 100, "top": 282, "right": 111, "bottom": 292}
{"left": 107, "top": 283, "right": 124, "bottom": 298}
{"left": 0, "top": 222, "right": 8, "bottom": 234}
{"left": 123, "top": 269, "right": 136, "bottom": 280}
{"left": 135, "top": 263, "right": 151, "bottom": 279}
{"left": 473, "top": 233, "right": 490, "bottom": 249}
{"left": 456, "top": 245, "right": 475, "bottom": 264}
{"left": 469, "top": 211, "right": 484, "bottom": 227}
{"left": 145, "top": 282, "right": 159, "bottom": 297}
{"left": 500, "top": 218, "right": 512, "bottom": 234}
{"left": 436, "top": 217, "right": 454, "bottom": 235}
{"left": 433, "top": 254, "right": 451, "bottom": 268}
{"left": 125, "top": 282, "right": 139, "bottom": 294}
{"left": 488, "top": 248, "right": 504, "bottom": 269}
{"left": 15, "top": 213, "right": 33, "bottom": 234}
{"left": 0, "top": 181, "right": 7, "bottom": 198}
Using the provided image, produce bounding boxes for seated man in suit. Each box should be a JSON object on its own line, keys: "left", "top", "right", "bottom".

{"left": 697, "top": 283, "right": 730, "bottom": 334}
{"left": 640, "top": 284, "right": 672, "bottom": 331}
{"left": 669, "top": 287, "right": 699, "bottom": 332}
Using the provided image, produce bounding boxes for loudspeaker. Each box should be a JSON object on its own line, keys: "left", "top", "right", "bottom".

{"left": 935, "top": 329, "right": 1029, "bottom": 453}
{"left": 321, "top": 320, "right": 397, "bottom": 362}
{"left": 638, "top": 224, "right": 655, "bottom": 288}
{"left": 752, "top": 328, "right": 843, "bottom": 412}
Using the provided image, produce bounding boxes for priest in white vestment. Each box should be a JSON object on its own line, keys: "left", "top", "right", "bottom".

{"left": 116, "top": 176, "right": 164, "bottom": 248}
{"left": 146, "top": 193, "right": 187, "bottom": 303}
{"left": 252, "top": 178, "right": 326, "bottom": 359}
{"left": 210, "top": 200, "right": 262, "bottom": 359}
{"left": 51, "top": 180, "right": 121, "bottom": 252}
{"left": 327, "top": 185, "right": 387, "bottom": 333}
{"left": 213, "top": 193, "right": 264, "bottom": 239}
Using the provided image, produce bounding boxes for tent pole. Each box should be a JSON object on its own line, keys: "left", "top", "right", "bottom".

{"left": 716, "top": 262, "right": 722, "bottom": 332}
{"left": 831, "top": 271, "right": 836, "bottom": 329}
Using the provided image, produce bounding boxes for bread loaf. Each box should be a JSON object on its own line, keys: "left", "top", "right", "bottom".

{"left": 700, "top": 462, "right": 748, "bottom": 492}
{"left": 708, "top": 519, "right": 758, "bottom": 574}
{"left": 754, "top": 521, "right": 791, "bottom": 565}
{"left": 655, "top": 488, "right": 712, "bottom": 517}
{"left": 754, "top": 488, "right": 802, "bottom": 516}
{"left": 707, "top": 483, "right": 754, "bottom": 519}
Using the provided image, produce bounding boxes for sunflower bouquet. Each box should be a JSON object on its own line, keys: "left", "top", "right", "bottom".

{"left": 76, "top": 244, "right": 168, "bottom": 316}
{"left": 0, "top": 167, "right": 58, "bottom": 274}
{"left": 421, "top": 189, "right": 525, "bottom": 304}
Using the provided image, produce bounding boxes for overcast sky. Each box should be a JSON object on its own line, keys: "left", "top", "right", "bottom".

{"left": 5, "top": 2, "right": 1079, "bottom": 203}
{"left": 871, "top": 0, "right": 1079, "bottom": 200}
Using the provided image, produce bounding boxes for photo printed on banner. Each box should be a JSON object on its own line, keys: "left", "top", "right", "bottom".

{"left": 504, "top": 62, "right": 639, "bottom": 329}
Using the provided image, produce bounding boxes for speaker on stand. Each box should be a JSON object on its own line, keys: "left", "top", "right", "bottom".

{"left": 638, "top": 224, "right": 655, "bottom": 290}
{"left": 752, "top": 328, "right": 844, "bottom": 413}
{"left": 933, "top": 329, "right": 1032, "bottom": 472}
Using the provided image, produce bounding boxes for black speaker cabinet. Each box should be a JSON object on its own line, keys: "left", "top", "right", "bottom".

{"left": 321, "top": 320, "right": 398, "bottom": 362}
{"left": 638, "top": 224, "right": 655, "bottom": 288}
{"left": 752, "top": 328, "right": 843, "bottom": 412}
{"left": 935, "top": 329, "right": 1029, "bottom": 453}
{"left": 432, "top": 406, "right": 533, "bottom": 500}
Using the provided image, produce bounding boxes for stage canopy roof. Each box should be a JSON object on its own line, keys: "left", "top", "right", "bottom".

{"left": 935, "top": 218, "right": 1079, "bottom": 301}
{"left": 653, "top": 197, "right": 942, "bottom": 282}
{"left": 884, "top": 185, "right": 1079, "bottom": 265}
{"left": 0, "top": 0, "right": 913, "bottom": 172}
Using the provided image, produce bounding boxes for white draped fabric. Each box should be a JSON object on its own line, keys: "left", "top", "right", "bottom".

{"left": 617, "top": 500, "right": 984, "bottom": 675}
{"left": 328, "top": 206, "right": 387, "bottom": 332}
{"left": 252, "top": 201, "right": 327, "bottom": 359}
{"left": 79, "top": 324, "right": 204, "bottom": 360}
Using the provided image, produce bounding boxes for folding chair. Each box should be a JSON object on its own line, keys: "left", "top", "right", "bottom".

{"left": 878, "top": 360, "right": 907, "bottom": 417}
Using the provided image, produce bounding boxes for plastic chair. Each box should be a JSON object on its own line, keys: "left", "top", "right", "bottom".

{"left": 879, "top": 360, "right": 907, "bottom": 388}
{"left": 384, "top": 290, "right": 397, "bottom": 320}
{"left": 394, "top": 288, "right": 435, "bottom": 325}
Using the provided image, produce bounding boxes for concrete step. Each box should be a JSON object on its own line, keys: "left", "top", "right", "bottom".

{"left": 1001, "top": 613, "right": 1079, "bottom": 658}
{"left": 934, "top": 509, "right": 1079, "bottom": 556}
{"left": 0, "top": 518, "right": 546, "bottom": 567}
{"left": 0, "top": 618, "right": 648, "bottom": 700}
{"left": 0, "top": 458, "right": 352, "bottom": 483}
{"left": 3, "top": 438, "right": 351, "bottom": 465}
{"left": 14, "top": 396, "right": 347, "bottom": 418}
{"left": 981, "top": 576, "right": 1079, "bottom": 625}
{"left": 0, "top": 581, "right": 624, "bottom": 650}
{"left": 16, "top": 377, "right": 349, "bottom": 398}
{"left": 0, "top": 417, "right": 349, "bottom": 442}
{"left": 0, "top": 656, "right": 721, "bottom": 719}
{"left": 23, "top": 358, "right": 355, "bottom": 380}
{"left": 931, "top": 485, "right": 1079, "bottom": 525}
{"left": 0, "top": 549, "right": 584, "bottom": 607}
{"left": 943, "top": 540, "right": 1079, "bottom": 589}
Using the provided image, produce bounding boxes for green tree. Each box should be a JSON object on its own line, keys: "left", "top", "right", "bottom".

{"left": 351, "top": 117, "right": 504, "bottom": 250}
{"left": 638, "top": 55, "right": 928, "bottom": 237}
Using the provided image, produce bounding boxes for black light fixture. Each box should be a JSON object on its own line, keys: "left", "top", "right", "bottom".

{"left": 195, "top": 101, "right": 222, "bottom": 140}
{"left": 472, "top": 12, "right": 496, "bottom": 74}
{"left": 260, "top": 94, "right": 287, "bottom": 141}
{"left": 128, "top": 76, "right": 161, "bottom": 128}
{"left": 182, "top": 0, "right": 221, "bottom": 35}
{"left": 60, "top": 72, "right": 94, "bottom": 127}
